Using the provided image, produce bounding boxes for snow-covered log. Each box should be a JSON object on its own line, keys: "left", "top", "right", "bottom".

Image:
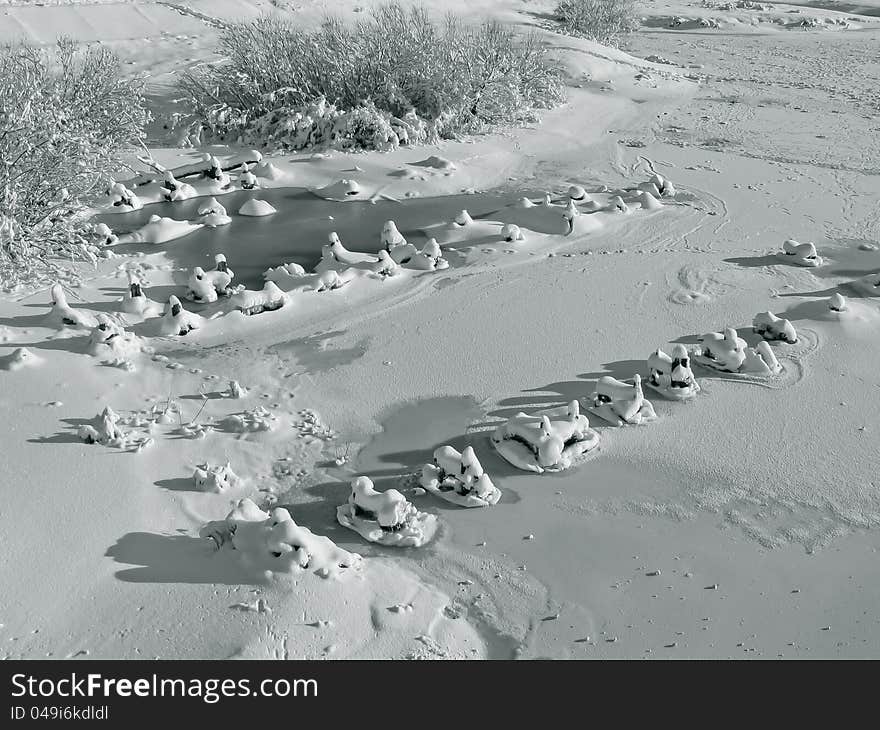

{"left": 230, "top": 281, "right": 287, "bottom": 316}
{"left": 126, "top": 150, "right": 263, "bottom": 187}
{"left": 336, "top": 476, "right": 437, "bottom": 547}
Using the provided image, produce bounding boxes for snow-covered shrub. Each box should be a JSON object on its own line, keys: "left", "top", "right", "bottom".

{"left": 178, "top": 3, "right": 565, "bottom": 152}
{"left": 554, "top": 0, "right": 638, "bottom": 45}
{"left": 0, "top": 40, "right": 149, "bottom": 275}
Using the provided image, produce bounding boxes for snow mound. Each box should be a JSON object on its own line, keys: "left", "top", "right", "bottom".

{"left": 193, "top": 462, "right": 240, "bottom": 493}
{"left": 185, "top": 258, "right": 234, "bottom": 303}
{"left": 46, "top": 284, "right": 98, "bottom": 329}
{"left": 230, "top": 281, "right": 287, "bottom": 316}
{"left": 197, "top": 197, "right": 232, "bottom": 227}
{"left": 159, "top": 296, "right": 203, "bottom": 336}
{"left": 86, "top": 315, "right": 143, "bottom": 359}
{"left": 590, "top": 374, "right": 657, "bottom": 426}
{"left": 646, "top": 344, "right": 700, "bottom": 401}
{"left": 492, "top": 401, "right": 600, "bottom": 474}
{"left": 780, "top": 239, "right": 822, "bottom": 267}
{"left": 264, "top": 262, "right": 307, "bottom": 289}
{"left": 407, "top": 239, "right": 449, "bottom": 270}
{"left": 201, "top": 498, "right": 361, "bottom": 578}
{"left": 161, "top": 171, "right": 198, "bottom": 202}
{"left": 118, "top": 215, "right": 204, "bottom": 245}
{"left": 850, "top": 272, "right": 880, "bottom": 297}
{"left": 502, "top": 224, "right": 525, "bottom": 243}
{"left": 0, "top": 347, "right": 42, "bottom": 371}
{"left": 694, "top": 327, "right": 782, "bottom": 375}
{"left": 568, "top": 185, "right": 591, "bottom": 202}
{"left": 420, "top": 445, "right": 501, "bottom": 508}
{"left": 225, "top": 380, "right": 248, "bottom": 398}
{"left": 638, "top": 191, "right": 663, "bottom": 211}
{"left": 222, "top": 405, "right": 277, "bottom": 433}
{"left": 312, "top": 179, "right": 364, "bottom": 201}
{"left": 413, "top": 155, "right": 456, "bottom": 171}
{"left": 829, "top": 292, "right": 847, "bottom": 312}
{"left": 120, "top": 274, "right": 162, "bottom": 317}
{"left": 253, "top": 160, "right": 285, "bottom": 180}
{"left": 238, "top": 199, "right": 277, "bottom": 217}
{"left": 337, "top": 476, "right": 438, "bottom": 547}
{"left": 108, "top": 182, "right": 142, "bottom": 212}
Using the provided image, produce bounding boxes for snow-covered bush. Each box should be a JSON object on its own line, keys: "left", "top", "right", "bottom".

{"left": 554, "top": 0, "right": 638, "bottom": 45}
{"left": 0, "top": 40, "right": 149, "bottom": 275}
{"left": 178, "top": 3, "right": 565, "bottom": 152}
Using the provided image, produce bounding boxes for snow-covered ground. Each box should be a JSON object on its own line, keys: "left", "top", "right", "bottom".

{"left": 2, "top": 0, "right": 880, "bottom": 659}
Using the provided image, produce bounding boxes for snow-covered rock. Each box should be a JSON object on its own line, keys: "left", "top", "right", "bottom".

{"left": 828, "top": 292, "right": 847, "bottom": 312}
{"left": 608, "top": 195, "right": 629, "bottom": 213}
{"left": 454, "top": 210, "right": 474, "bottom": 227}
{"left": 491, "top": 401, "right": 600, "bottom": 473}
{"left": 264, "top": 262, "right": 307, "bottom": 289}
{"left": 86, "top": 315, "right": 141, "bottom": 359}
{"left": 752, "top": 311, "right": 798, "bottom": 344}
{"left": 315, "top": 270, "right": 347, "bottom": 292}
{"left": 502, "top": 224, "right": 525, "bottom": 243}
{"left": 222, "top": 405, "right": 276, "bottom": 433}
{"left": 337, "top": 476, "right": 437, "bottom": 547}
{"left": 185, "top": 256, "right": 234, "bottom": 303}
{"left": 253, "top": 160, "right": 283, "bottom": 180}
{"left": 108, "top": 182, "right": 142, "bottom": 212}
{"left": 696, "top": 327, "right": 748, "bottom": 371}
{"left": 238, "top": 198, "right": 277, "bottom": 217}
{"left": 371, "top": 249, "right": 400, "bottom": 277}
{"left": 420, "top": 445, "right": 501, "bottom": 508}
{"left": 159, "top": 295, "right": 203, "bottom": 336}
{"left": 92, "top": 223, "right": 118, "bottom": 247}
{"left": 238, "top": 164, "right": 258, "bottom": 190}
{"left": 568, "top": 185, "right": 590, "bottom": 202}
{"left": 649, "top": 173, "right": 676, "bottom": 198}
{"left": 781, "top": 239, "right": 822, "bottom": 267}
{"left": 197, "top": 197, "right": 231, "bottom": 227}
{"left": 46, "top": 284, "right": 98, "bottom": 329}
{"left": 230, "top": 281, "right": 287, "bottom": 316}
{"left": 201, "top": 498, "right": 361, "bottom": 577}
{"left": 117, "top": 215, "right": 204, "bottom": 245}
{"left": 590, "top": 374, "right": 657, "bottom": 426}
{"left": 120, "top": 273, "right": 161, "bottom": 317}
{"left": 408, "top": 238, "right": 449, "bottom": 270}
{"left": 225, "top": 380, "right": 248, "bottom": 398}
{"left": 77, "top": 406, "right": 152, "bottom": 451}
{"left": 161, "top": 170, "right": 198, "bottom": 202}
{"left": 646, "top": 344, "right": 700, "bottom": 400}
{"left": 192, "top": 462, "right": 239, "bottom": 493}
{"left": 742, "top": 340, "right": 782, "bottom": 375}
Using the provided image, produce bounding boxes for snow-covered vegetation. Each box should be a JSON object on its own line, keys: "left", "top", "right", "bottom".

{"left": 554, "top": 0, "right": 638, "bottom": 45}
{"left": 0, "top": 40, "right": 148, "bottom": 275}
{"left": 178, "top": 3, "right": 565, "bottom": 152}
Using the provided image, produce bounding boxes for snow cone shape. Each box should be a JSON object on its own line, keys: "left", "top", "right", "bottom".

{"left": 742, "top": 340, "right": 782, "bottom": 375}
{"left": 516, "top": 196, "right": 536, "bottom": 209}
{"left": 238, "top": 198, "right": 277, "bottom": 217}
{"left": 781, "top": 239, "right": 822, "bottom": 267}
{"left": 371, "top": 249, "right": 400, "bottom": 277}
{"left": 381, "top": 220, "right": 407, "bottom": 250}
{"left": 192, "top": 462, "right": 239, "bottom": 493}
{"left": 696, "top": 327, "right": 748, "bottom": 372}
{"left": 197, "top": 197, "right": 231, "bottom": 227}
{"left": 315, "top": 270, "right": 346, "bottom": 292}
{"left": 238, "top": 164, "right": 258, "bottom": 190}
{"left": 201, "top": 498, "right": 361, "bottom": 577}
{"left": 0, "top": 347, "right": 41, "bottom": 371}
{"left": 638, "top": 191, "right": 663, "bottom": 211}
{"left": 502, "top": 224, "right": 524, "bottom": 243}
{"left": 752, "top": 311, "right": 797, "bottom": 344}
{"left": 108, "top": 182, "right": 142, "bottom": 211}
{"left": 568, "top": 185, "right": 590, "bottom": 202}
{"left": 491, "top": 400, "right": 600, "bottom": 474}
{"left": 454, "top": 210, "right": 474, "bottom": 226}
{"left": 590, "top": 374, "right": 657, "bottom": 426}
{"left": 77, "top": 406, "right": 123, "bottom": 445}
{"left": 161, "top": 170, "right": 197, "bottom": 202}
{"left": 608, "top": 195, "right": 629, "bottom": 213}
{"left": 336, "top": 476, "right": 438, "bottom": 547}
{"left": 421, "top": 445, "right": 501, "bottom": 508}
{"left": 231, "top": 281, "right": 287, "bottom": 316}
{"left": 46, "top": 284, "right": 97, "bottom": 329}
{"left": 160, "top": 295, "right": 203, "bottom": 336}
{"left": 646, "top": 344, "right": 700, "bottom": 400}
{"left": 410, "top": 238, "right": 449, "bottom": 270}
{"left": 829, "top": 292, "right": 847, "bottom": 312}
